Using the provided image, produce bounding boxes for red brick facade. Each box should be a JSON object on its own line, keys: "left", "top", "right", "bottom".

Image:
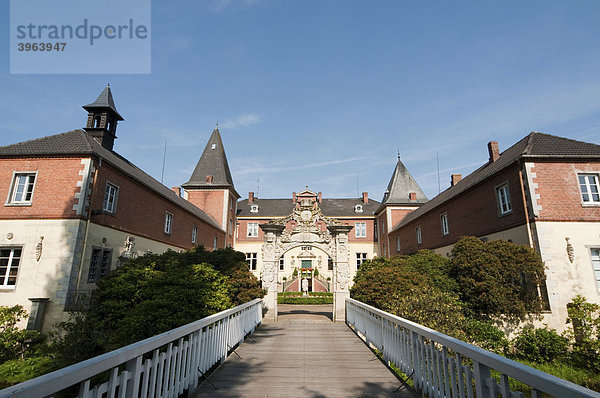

{"left": 0, "top": 157, "right": 89, "bottom": 220}
{"left": 92, "top": 162, "right": 225, "bottom": 250}
{"left": 530, "top": 161, "right": 600, "bottom": 222}
{"left": 389, "top": 164, "right": 527, "bottom": 254}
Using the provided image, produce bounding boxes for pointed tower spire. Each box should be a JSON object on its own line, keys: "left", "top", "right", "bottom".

{"left": 83, "top": 85, "right": 124, "bottom": 151}
{"left": 181, "top": 127, "right": 240, "bottom": 247}
{"left": 182, "top": 127, "right": 234, "bottom": 188}
{"left": 381, "top": 157, "right": 428, "bottom": 205}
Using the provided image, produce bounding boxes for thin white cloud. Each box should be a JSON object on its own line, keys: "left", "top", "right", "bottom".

{"left": 220, "top": 113, "right": 261, "bottom": 130}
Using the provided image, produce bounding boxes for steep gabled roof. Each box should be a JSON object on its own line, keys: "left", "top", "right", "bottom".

{"left": 392, "top": 132, "right": 600, "bottom": 231}
{"left": 237, "top": 198, "right": 381, "bottom": 217}
{"left": 0, "top": 130, "right": 222, "bottom": 230}
{"left": 182, "top": 128, "right": 235, "bottom": 190}
{"left": 379, "top": 158, "right": 428, "bottom": 207}
{"left": 82, "top": 85, "right": 123, "bottom": 120}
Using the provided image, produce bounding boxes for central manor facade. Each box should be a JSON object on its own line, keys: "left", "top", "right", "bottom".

{"left": 1, "top": 87, "right": 600, "bottom": 330}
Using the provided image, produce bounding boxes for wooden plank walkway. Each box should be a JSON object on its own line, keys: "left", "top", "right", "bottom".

{"left": 193, "top": 305, "right": 417, "bottom": 398}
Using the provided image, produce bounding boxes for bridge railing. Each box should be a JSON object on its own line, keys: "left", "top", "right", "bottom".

{"left": 1, "top": 299, "right": 263, "bottom": 398}
{"left": 346, "top": 298, "right": 600, "bottom": 398}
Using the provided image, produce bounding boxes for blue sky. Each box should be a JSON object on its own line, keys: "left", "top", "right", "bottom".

{"left": 2, "top": 1, "right": 600, "bottom": 202}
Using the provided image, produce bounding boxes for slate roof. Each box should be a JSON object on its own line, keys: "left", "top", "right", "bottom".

{"left": 380, "top": 158, "right": 428, "bottom": 206}
{"left": 392, "top": 132, "right": 600, "bottom": 231}
{"left": 182, "top": 128, "right": 236, "bottom": 192}
{"left": 237, "top": 198, "right": 381, "bottom": 218}
{"left": 82, "top": 85, "right": 124, "bottom": 120}
{"left": 0, "top": 130, "right": 222, "bottom": 230}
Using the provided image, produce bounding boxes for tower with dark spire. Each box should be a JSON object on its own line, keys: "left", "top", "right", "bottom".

{"left": 375, "top": 155, "right": 428, "bottom": 256}
{"left": 83, "top": 85, "right": 124, "bottom": 151}
{"left": 181, "top": 127, "right": 240, "bottom": 247}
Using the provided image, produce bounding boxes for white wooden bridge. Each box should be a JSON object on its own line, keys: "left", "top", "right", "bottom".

{"left": 1, "top": 299, "right": 599, "bottom": 398}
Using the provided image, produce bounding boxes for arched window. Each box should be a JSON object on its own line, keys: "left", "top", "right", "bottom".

{"left": 94, "top": 115, "right": 101, "bottom": 128}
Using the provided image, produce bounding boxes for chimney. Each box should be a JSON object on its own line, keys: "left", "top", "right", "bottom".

{"left": 249, "top": 192, "right": 254, "bottom": 204}
{"left": 362, "top": 192, "right": 368, "bottom": 203}
{"left": 451, "top": 174, "right": 462, "bottom": 187}
{"left": 488, "top": 141, "right": 500, "bottom": 163}
{"left": 171, "top": 186, "right": 181, "bottom": 197}
{"left": 409, "top": 192, "right": 417, "bottom": 202}
{"left": 292, "top": 192, "right": 296, "bottom": 203}
{"left": 205, "top": 175, "right": 213, "bottom": 183}
{"left": 318, "top": 192, "right": 322, "bottom": 203}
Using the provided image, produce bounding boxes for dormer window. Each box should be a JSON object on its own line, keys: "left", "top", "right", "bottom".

{"left": 250, "top": 204, "right": 259, "bottom": 213}
{"left": 354, "top": 204, "right": 363, "bottom": 213}
{"left": 211, "top": 144, "right": 216, "bottom": 150}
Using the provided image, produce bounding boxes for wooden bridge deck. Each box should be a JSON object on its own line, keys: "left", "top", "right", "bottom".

{"left": 193, "top": 305, "right": 417, "bottom": 398}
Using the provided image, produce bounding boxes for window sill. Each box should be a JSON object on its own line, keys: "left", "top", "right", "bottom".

{"left": 0, "top": 286, "right": 16, "bottom": 290}
{"left": 4, "top": 202, "right": 32, "bottom": 207}
{"left": 581, "top": 203, "right": 600, "bottom": 207}
{"left": 498, "top": 210, "right": 513, "bottom": 218}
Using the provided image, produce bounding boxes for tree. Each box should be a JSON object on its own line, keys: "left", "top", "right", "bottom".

{"left": 450, "top": 237, "right": 546, "bottom": 324}
{"left": 351, "top": 252, "right": 465, "bottom": 337}
{"left": 0, "top": 306, "right": 42, "bottom": 363}
{"left": 89, "top": 249, "right": 232, "bottom": 350}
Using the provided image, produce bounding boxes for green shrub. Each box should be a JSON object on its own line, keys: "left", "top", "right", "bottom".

{"left": 292, "top": 267, "right": 298, "bottom": 277}
{"left": 566, "top": 296, "right": 600, "bottom": 372}
{"left": 0, "top": 355, "right": 57, "bottom": 389}
{"left": 313, "top": 268, "right": 319, "bottom": 277}
{"left": 277, "top": 296, "right": 333, "bottom": 304}
{"left": 464, "top": 319, "right": 509, "bottom": 355}
{"left": 513, "top": 326, "right": 568, "bottom": 363}
{"left": 450, "top": 237, "right": 545, "bottom": 324}
{"left": 351, "top": 252, "right": 465, "bottom": 338}
{"left": 0, "top": 306, "right": 43, "bottom": 363}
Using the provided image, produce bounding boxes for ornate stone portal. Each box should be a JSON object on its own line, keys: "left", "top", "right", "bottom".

{"left": 259, "top": 192, "right": 353, "bottom": 321}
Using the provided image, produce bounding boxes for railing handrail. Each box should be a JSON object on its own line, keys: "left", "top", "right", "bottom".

{"left": 1, "top": 298, "right": 262, "bottom": 398}
{"left": 346, "top": 298, "right": 600, "bottom": 398}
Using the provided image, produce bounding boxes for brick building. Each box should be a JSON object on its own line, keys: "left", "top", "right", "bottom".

{"left": 0, "top": 86, "right": 227, "bottom": 331}
{"left": 387, "top": 133, "right": 600, "bottom": 330}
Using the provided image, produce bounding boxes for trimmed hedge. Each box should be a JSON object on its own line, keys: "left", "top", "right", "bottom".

{"left": 279, "top": 292, "right": 332, "bottom": 297}
{"left": 277, "top": 296, "right": 333, "bottom": 304}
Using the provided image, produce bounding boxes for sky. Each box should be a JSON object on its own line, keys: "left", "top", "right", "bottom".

{"left": 2, "top": 1, "right": 600, "bottom": 202}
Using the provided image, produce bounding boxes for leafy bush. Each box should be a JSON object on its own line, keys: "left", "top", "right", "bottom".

{"left": 450, "top": 237, "right": 545, "bottom": 324}
{"left": 351, "top": 252, "right": 465, "bottom": 337}
{"left": 464, "top": 319, "right": 509, "bottom": 355}
{"left": 0, "top": 355, "right": 56, "bottom": 389}
{"left": 513, "top": 326, "right": 569, "bottom": 363}
{"left": 0, "top": 306, "right": 43, "bottom": 363}
{"left": 566, "top": 295, "right": 600, "bottom": 372}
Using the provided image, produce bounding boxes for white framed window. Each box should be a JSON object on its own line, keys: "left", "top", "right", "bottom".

{"left": 87, "top": 247, "right": 111, "bottom": 283}
{"left": 496, "top": 183, "right": 512, "bottom": 215}
{"left": 356, "top": 253, "right": 368, "bottom": 269}
{"left": 579, "top": 174, "right": 600, "bottom": 204}
{"left": 301, "top": 246, "right": 312, "bottom": 251}
{"left": 247, "top": 222, "right": 259, "bottom": 237}
{"left": 440, "top": 213, "right": 449, "bottom": 236}
{"left": 416, "top": 226, "right": 422, "bottom": 245}
{"left": 591, "top": 248, "right": 600, "bottom": 291}
{"left": 164, "top": 212, "right": 173, "bottom": 234}
{"left": 396, "top": 236, "right": 401, "bottom": 252}
{"left": 229, "top": 219, "right": 233, "bottom": 236}
{"left": 246, "top": 252, "right": 257, "bottom": 271}
{"left": 102, "top": 182, "right": 119, "bottom": 214}
{"left": 279, "top": 257, "right": 285, "bottom": 271}
{"left": 7, "top": 172, "right": 36, "bottom": 204}
{"left": 355, "top": 222, "right": 366, "bottom": 238}
{"left": 213, "top": 236, "right": 218, "bottom": 250}
{"left": 192, "top": 226, "right": 197, "bottom": 244}
{"left": 0, "top": 247, "right": 22, "bottom": 289}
